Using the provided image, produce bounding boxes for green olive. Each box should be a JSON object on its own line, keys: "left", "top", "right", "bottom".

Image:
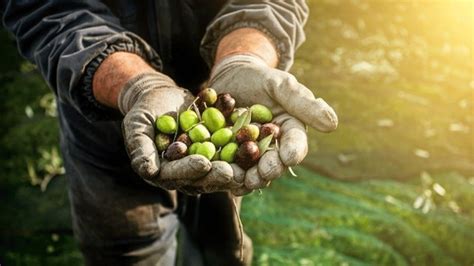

{"left": 188, "top": 124, "right": 210, "bottom": 143}
{"left": 195, "top": 141, "right": 216, "bottom": 160}
{"left": 197, "top": 88, "right": 217, "bottom": 106}
{"left": 230, "top": 108, "right": 247, "bottom": 124}
{"left": 189, "top": 142, "right": 201, "bottom": 155}
{"left": 155, "top": 133, "right": 171, "bottom": 152}
{"left": 220, "top": 142, "right": 238, "bottom": 163}
{"left": 179, "top": 110, "right": 199, "bottom": 132}
{"left": 212, "top": 150, "right": 221, "bottom": 161}
{"left": 211, "top": 128, "right": 233, "bottom": 147}
{"left": 202, "top": 107, "right": 226, "bottom": 133}
{"left": 155, "top": 115, "right": 177, "bottom": 134}
{"left": 250, "top": 104, "right": 273, "bottom": 123}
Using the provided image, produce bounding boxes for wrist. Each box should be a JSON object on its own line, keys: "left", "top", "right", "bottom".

{"left": 92, "top": 52, "right": 156, "bottom": 109}
{"left": 210, "top": 53, "right": 268, "bottom": 80}
{"left": 118, "top": 72, "right": 177, "bottom": 114}
{"left": 214, "top": 28, "right": 278, "bottom": 68}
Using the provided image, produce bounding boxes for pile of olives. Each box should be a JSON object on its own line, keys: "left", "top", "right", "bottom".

{"left": 155, "top": 88, "right": 280, "bottom": 170}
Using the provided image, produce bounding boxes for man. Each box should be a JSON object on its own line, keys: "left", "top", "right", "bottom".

{"left": 1, "top": 0, "right": 337, "bottom": 265}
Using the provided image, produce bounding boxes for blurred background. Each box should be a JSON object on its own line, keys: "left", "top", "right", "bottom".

{"left": 0, "top": 0, "right": 472, "bottom": 265}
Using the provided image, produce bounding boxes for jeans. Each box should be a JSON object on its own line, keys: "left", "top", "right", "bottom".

{"left": 58, "top": 102, "right": 252, "bottom": 265}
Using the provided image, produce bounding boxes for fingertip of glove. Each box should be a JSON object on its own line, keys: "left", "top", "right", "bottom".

{"left": 244, "top": 166, "right": 270, "bottom": 190}
{"left": 231, "top": 186, "right": 253, "bottom": 197}
{"left": 312, "top": 98, "right": 338, "bottom": 132}
{"left": 258, "top": 150, "right": 285, "bottom": 181}
{"left": 279, "top": 127, "right": 308, "bottom": 166}
{"left": 133, "top": 157, "right": 160, "bottom": 181}
{"left": 279, "top": 151, "right": 303, "bottom": 167}
{"left": 187, "top": 155, "right": 212, "bottom": 174}
{"left": 209, "top": 161, "right": 234, "bottom": 183}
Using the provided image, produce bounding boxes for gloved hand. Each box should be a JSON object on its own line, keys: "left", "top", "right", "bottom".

{"left": 208, "top": 54, "right": 338, "bottom": 195}
{"left": 120, "top": 72, "right": 238, "bottom": 194}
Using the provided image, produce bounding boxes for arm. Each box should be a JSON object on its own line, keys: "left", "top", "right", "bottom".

{"left": 214, "top": 28, "right": 278, "bottom": 68}
{"left": 94, "top": 28, "right": 277, "bottom": 112}
{"left": 1, "top": 0, "right": 160, "bottom": 120}
{"left": 204, "top": 1, "right": 338, "bottom": 193}
{"left": 202, "top": 0, "right": 309, "bottom": 71}
{"left": 1, "top": 1, "right": 221, "bottom": 193}
{"left": 92, "top": 52, "right": 155, "bottom": 109}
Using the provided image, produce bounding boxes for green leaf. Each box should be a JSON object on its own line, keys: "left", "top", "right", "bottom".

{"left": 232, "top": 108, "right": 251, "bottom": 134}
{"left": 258, "top": 133, "right": 273, "bottom": 156}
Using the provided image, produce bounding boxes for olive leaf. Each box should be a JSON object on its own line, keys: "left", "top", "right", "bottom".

{"left": 232, "top": 108, "right": 251, "bottom": 134}
{"left": 257, "top": 133, "right": 273, "bottom": 157}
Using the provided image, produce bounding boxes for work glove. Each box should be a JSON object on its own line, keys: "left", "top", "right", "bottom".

{"left": 120, "top": 72, "right": 238, "bottom": 194}
{"left": 208, "top": 54, "right": 338, "bottom": 195}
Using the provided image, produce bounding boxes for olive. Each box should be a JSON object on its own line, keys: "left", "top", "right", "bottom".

{"left": 189, "top": 142, "right": 201, "bottom": 155}
{"left": 251, "top": 122, "right": 262, "bottom": 132}
{"left": 155, "top": 115, "right": 177, "bottom": 134}
{"left": 197, "top": 88, "right": 217, "bottom": 109}
{"left": 235, "top": 141, "right": 260, "bottom": 170}
{"left": 202, "top": 107, "right": 226, "bottom": 133}
{"left": 165, "top": 141, "right": 188, "bottom": 161}
{"left": 176, "top": 133, "right": 192, "bottom": 147}
{"left": 236, "top": 124, "right": 260, "bottom": 144}
{"left": 215, "top": 93, "right": 236, "bottom": 117}
{"left": 195, "top": 141, "right": 216, "bottom": 160}
{"left": 220, "top": 142, "right": 238, "bottom": 163}
{"left": 258, "top": 123, "right": 281, "bottom": 141}
{"left": 179, "top": 110, "right": 199, "bottom": 132}
{"left": 155, "top": 133, "right": 171, "bottom": 152}
{"left": 212, "top": 150, "right": 221, "bottom": 161}
{"left": 211, "top": 128, "right": 233, "bottom": 147}
{"left": 230, "top": 108, "right": 247, "bottom": 124}
{"left": 250, "top": 104, "right": 273, "bottom": 123}
{"left": 189, "top": 124, "right": 211, "bottom": 142}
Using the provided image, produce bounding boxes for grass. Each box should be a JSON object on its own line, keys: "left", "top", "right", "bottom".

{"left": 242, "top": 169, "right": 473, "bottom": 265}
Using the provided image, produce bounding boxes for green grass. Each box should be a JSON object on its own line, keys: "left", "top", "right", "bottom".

{"left": 1, "top": 0, "right": 473, "bottom": 265}
{"left": 242, "top": 169, "right": 473, "bottom": 265}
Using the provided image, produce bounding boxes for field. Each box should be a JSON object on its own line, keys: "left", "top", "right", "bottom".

{"left": 0, "top": 1, "right": 472, "bottom": 265}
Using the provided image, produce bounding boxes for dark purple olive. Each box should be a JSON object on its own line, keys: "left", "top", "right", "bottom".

{"left": 176, "top": 133, "right": 192, "bottom": 147}
{"left": 235, "top": 141, "right": 260, "bottom": 170}
{"left": 236, "top": 124, "right": 259, "bottom": 144}
{"left": 165, "top": 141, "right": 188, "bottom": 161}
{"left": 215, "top": 93, "right": 236, "bottom": 117}
{"left": 258, "top": 123, "right": 280, "bottom": 142}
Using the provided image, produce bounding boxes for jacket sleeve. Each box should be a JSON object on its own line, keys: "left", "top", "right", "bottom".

{"left": 200, "top": 0, "right": 309, "bottom": 71}
{"left": 1, "top": 0, "right": 162, "bottom": 121}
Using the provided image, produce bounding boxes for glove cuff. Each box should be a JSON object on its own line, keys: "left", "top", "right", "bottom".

{"left": 118, "top": 72, "right": 177, "bottom": 114}
{"left": 210, "top": 53, "right": 268, "bottom": 82}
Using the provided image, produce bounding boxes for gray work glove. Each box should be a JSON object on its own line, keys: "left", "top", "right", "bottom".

{"left": 208, "top": 54, "right": 338, "bottom": 195}
{"left": 120, "top": 72, "right": 235, "bottom": 194}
